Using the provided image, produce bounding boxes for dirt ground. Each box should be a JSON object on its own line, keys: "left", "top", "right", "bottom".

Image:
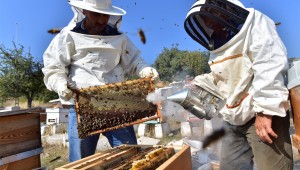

{"left": 41, "top": 144, "right": 69, "bottom": 170}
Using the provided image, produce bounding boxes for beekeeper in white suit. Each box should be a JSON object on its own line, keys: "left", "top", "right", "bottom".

{"left": 184, "top": 0, "right": 293, "bottom": 169}
{"left": 42, "top": 0, "right": 159, "bottom": 162}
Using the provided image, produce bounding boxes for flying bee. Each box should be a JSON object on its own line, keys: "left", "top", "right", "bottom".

{"left": 47, "top": 28, "right": 61, "bottom": 34}
{"left": 275, "top": 22, "right": 281, "bottom": 26}
{"left": 202, "top": 128, "right": 226, "bottom": 149}
{"left": 138, "top": 28, "right": 146, "bottom": 44}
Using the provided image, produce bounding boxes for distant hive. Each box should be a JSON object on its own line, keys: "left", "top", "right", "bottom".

{"left": 73, "top": 78, "right": 159, "bottom": 138}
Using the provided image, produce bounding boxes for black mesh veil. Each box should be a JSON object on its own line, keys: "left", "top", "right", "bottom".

{"left": 184, "top": 0, "right": 249, "bottom": 50}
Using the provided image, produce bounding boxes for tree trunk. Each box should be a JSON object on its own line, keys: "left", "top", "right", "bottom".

{"left": 27, "top": 97, "right": 33, "bottom": 108}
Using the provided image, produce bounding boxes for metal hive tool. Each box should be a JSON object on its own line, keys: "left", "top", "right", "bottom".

{"left": 73, "top": 78, "right": 161, "bottom": 138}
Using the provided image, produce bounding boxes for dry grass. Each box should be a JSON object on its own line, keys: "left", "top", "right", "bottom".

{"left": 41, "top": 144, "right": 69, "bottom": 170}
{"left": 1, "top": 98, "right": 52, "bottom": 109}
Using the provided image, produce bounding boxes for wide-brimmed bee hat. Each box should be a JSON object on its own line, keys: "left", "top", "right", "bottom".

{"left": 69, "top": 0, "right": 126, "bottom": 16}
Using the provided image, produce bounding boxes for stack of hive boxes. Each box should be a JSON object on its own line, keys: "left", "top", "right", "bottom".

{"left": 0, "top": 108, "right": 44, "bottom": 170}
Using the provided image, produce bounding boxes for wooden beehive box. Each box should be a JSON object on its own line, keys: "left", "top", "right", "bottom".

{"left": 56, "top": 144, "right": 192, "bottom": 170}
{"left": 0, "top": 107, "right": 44, "bottom": 170}
{"left": 73, "top": 78, "right": 162, "bottom": 138}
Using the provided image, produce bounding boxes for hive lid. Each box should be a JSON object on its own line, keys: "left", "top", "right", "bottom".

{"left": 0, "top": 107, "right": 44, "bottom": 117}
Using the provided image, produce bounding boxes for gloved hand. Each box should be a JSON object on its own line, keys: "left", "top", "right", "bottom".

{"left": 139, "top": 67, "right": 160, "bottom": 82}
{"left": 57, "top": 84, "right": 73, "bottom": 101}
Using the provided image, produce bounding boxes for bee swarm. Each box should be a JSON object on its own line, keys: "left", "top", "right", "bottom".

{"left": 73, "top": 78, "right": 158, "bottom": 138}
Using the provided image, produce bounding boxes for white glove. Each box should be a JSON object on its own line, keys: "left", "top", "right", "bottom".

{"left": 57, "top": 84, "right": 73, "bottom": 101}
{"left": 139, "top": 67, "right": 160, "bottom": 81}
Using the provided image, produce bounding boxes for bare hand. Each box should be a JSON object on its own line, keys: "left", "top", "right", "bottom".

{"left": 255, "top": 112, "right": 278, "bottom": 143}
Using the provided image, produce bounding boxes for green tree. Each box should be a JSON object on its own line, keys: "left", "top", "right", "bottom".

{"left": 39, "top": 88, "right": 59, "bottom": 103}
{"left": 0, "top": 43, "right": 45, "bottom": 108}
{"left": 153, "top": 45, "right": 210, "bottom": 82}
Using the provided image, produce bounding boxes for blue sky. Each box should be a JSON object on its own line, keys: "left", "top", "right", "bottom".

{"left": 1, "top": 0, "right": 299, "bottom": 65}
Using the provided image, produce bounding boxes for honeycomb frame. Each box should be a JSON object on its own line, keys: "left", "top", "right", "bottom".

{"left": 73, "top": 78, "right": 161, "bottom": 138}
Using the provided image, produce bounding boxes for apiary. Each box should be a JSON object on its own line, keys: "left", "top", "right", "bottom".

{"left": 73, "top": 78, "right": 161, "bottom": 138}
{"left": 0, "top": 107, "right": 44, "bottom": 170}
{"left": 55, "top": 145, "right": 192, "bottom": 170}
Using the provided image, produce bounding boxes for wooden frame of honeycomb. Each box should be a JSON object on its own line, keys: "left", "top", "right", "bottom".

{"left": 55, "top": 145, "right": 192, "bottom": 170}
{"left": 73, "top": 78, "right": 161, "bottom": 138}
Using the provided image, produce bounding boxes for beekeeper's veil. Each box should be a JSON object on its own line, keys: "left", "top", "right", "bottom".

{"left": 67, "top": 0, "right": 125, "bottom": 30}
{"left": 184, "top": 0, "right": 249, "bottom": 50}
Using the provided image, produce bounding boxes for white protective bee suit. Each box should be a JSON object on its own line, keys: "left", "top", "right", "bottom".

{"left": 185, "top": 0, "right": 289, "bottom": 125}
{"left": 42, "top": 2, "right": 158, "bottom": 105}
{"left": 42, "top": 0, "right": 159, "bottom": 162}
{"left": 185, "top": 0, "right": 293, "bottom": 169}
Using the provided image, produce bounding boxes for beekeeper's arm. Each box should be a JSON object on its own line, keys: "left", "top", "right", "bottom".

{"left": 42, "top": 31, "right": 74, "bottom": 101}
{"left": 251, "top": 13, "right": 289, "bottom": 143}
{"left": 121, "top": 36, "right": 159, "bottom": 81}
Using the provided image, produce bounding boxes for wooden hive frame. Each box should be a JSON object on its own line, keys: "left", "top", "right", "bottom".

{"left": 73, "top": 78, "right": 162, "bottom": 138}
{"left": 55, "top": 145, "right": 192, "bottom": 170}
